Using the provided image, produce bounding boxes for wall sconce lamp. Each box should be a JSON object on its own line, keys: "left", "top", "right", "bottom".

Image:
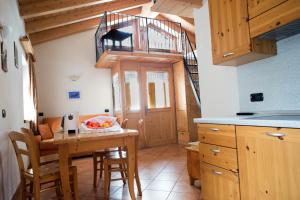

{"left": 69, "top": 75, "right": 81, "bottom": 82}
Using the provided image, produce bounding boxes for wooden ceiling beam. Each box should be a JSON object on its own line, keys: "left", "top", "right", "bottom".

{"left": 181, "top": 16, "right": 194, "bottom": 25}
{"left": 20, "top": 0, "right": 106, "bottom": 17}
{"left": 29, "top": 7, "right": 142, "bottom": 45}
{"left": 155, "top": 14, "right": 196, "bottom": 45}
{"left": 25, "top": 0, "right": 150, "bottom": 33}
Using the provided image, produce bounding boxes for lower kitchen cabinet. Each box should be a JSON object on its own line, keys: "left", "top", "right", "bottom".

{"left": 237, "top": 126, "right": 300, "bottom": 200}
{"left": 200, "top": 162, "right": 240, "bottom": 200}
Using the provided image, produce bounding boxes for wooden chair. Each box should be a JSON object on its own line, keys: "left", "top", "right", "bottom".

{"left": 21, "top": 128, "right": 60, "bottom": 165}
{"left": 103, "top": 119, "right": 143, "bottom": 200}
{"left": 93, "top": 119, "right": 128, "bottom": 187}
{"left": 9, "top": 131, "right": 79, "bottom": 200}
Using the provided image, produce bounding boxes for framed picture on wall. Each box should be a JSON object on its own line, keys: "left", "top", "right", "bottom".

{"left": 0, "top": 34, "right": 8, "bottom": 73}
{"left": 68, "top": 91, "right": 81, "bottom": 100}
{"left": 14, "top": 41, "right": 19, "bottom": 69}
{"left": 1, "top": 40, "right": 7, "bottom": 73}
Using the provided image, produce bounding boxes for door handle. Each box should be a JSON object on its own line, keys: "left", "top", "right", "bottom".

{"left": 212, "top": 170, "right": 223, "bottom": 175}
{"left": 210, "top": 148, "right": 221, "bottom": 154}
{"left": 265, "top": 132, "right": 286, "bottom": 137}
{"left": 223, "top": 52, "right": 234, "bottom": 57}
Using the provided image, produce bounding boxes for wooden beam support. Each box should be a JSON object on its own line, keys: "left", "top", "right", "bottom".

{"left": 19, "top": 0, "right": 105, "bottom": 17}
{"left": 25, "top": 0, "right": 150, "bottom": 33}
{"left": 151, "top": 0, "right": 202, "bottom": 18}
{"left": 181, "top": 16, "right": 194, "bottom": 25}
{"left": 30, "top": 7, "right": 142, "bottom": 45}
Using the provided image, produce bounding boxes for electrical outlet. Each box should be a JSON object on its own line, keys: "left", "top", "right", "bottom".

{"left": 105, "top": 109, "right": 109, "bottom": 113}
{"left": 2, "top": 109, "right": 6, "bottom": 118}
{"left": 250, "top": 93, "right": 264, "bottom": 102}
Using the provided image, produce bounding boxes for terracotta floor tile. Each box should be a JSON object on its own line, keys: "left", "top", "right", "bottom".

{"left": 167, "top": 192, "right": 200, "bottom": 200}
{"left": 139, "top": 189, "right": 171, "bottom": 200}
{"left": 155, "top": 172, "right": 181, "bottom": 181}
{"left": 146, "top": 180, "right": 176, "bottom": 191}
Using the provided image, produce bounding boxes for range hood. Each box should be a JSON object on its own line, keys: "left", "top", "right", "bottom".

{"left": 258, "top": 19, "right": 300, "bottom": 41}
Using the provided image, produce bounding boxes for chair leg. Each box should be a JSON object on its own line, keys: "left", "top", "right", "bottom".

{"left": 119, "top": 163, "right": 127, "bottom": 185}
{"left": 21, "top": 179, "right": 27, "bottom": 200}
{"left": 135, "top": 166, "right": 142, "bottom": 196}
{"left": 99, "top": 155, "right": 104, "bottom": 179}
{"left": 103, "top": 160, "right": 110, "bottom": 200}
{"left": 93, "top": 152, "right": 98, "bottom": 187}
{"left": 33, "top": 179, "right": 41, "bottom": 200}
{"left": 55, "top": 180, "right": 61, "bottom": 199}
{"left": 72, "top": 167, "right": 80, "bottom": 200}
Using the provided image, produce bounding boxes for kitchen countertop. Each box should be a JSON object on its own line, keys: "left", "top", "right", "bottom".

{"left": 194, "top": 112, "right": 300, "bottom": 128}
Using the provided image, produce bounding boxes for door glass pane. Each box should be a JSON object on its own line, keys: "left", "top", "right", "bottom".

{"left": 124, "top": 71, "right": 140, "bottom": 111}
{"left": 146, "top": 71, "right": 170, "bottom": 109}
{"left": 112, "top": 73, "right": 121, "bottom": 112}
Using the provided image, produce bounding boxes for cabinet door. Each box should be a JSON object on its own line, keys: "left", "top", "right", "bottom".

{"left": 208, "top": 0, "right": 251, "bottom": 64}
{"left": 200, "top": 162, "right": 240, "bottom": 200}
{"left": 247, "top": 0, "right": 287, "bottom": 19}
{"left": 237, "top": 126, "right": 300, "bottom": 200}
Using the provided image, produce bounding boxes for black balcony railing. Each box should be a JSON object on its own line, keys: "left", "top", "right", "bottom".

{"left": 95, "top": 11, "right": 183, "bottom": 61}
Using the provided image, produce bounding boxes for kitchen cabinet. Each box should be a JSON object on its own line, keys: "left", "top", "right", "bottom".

{"left": 249, "top": 0, "right": 300, "bottom": 37}
{"left": 186, "top": 142, "right": 200, "bottom": 185}
{"left": 198, "top": 123, "right": 240, "bottom": 200}
{"left": 200, "top": 162, "right": 240, "bottom": 200}
{"left": 247, "top": 0, "right": 287, "bottom": 19}
{"left": 237, "top": 126, "right": 300, "bottom": 200}
{"left": 208, "top": 0, "right": 277, "bottom": 66}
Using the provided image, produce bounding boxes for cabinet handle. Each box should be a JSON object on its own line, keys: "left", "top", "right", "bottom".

{"left": 212, "top": 170, "right": 223, "bottom": 175}
{"left": 209, "top": 128, "right": 220, "bottom": 132}
{"left": 210, "top": 148, "right": 221, "bottom": 154}
{"left": 223, "top": 52, "right": 234, "bottom": 57}
{"left": 266, "top": 132, "right": 286, "bottom": 137}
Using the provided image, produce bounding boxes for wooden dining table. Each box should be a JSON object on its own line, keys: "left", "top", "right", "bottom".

{"left": 53, "top": 128, "right": 139, "bottom": 200}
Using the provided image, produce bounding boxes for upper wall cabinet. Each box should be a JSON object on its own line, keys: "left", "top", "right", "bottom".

{"left": 208, "top": 0, "right": 277, "bottom": 66}
{"left": 249, "top": 0, "right": 300, "bottom": 38}
{"left": 247, "top": 0, "right": 287, "bottom": 19}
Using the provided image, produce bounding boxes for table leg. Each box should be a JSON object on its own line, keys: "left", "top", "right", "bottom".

{"left": 59, "top": 144, "right": 71, "bottom": 200}
{"left": 127, "top": 136, "right": 136, "bottom": 200}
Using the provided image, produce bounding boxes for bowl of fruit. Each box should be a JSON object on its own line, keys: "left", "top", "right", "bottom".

{"left": 85, "top": 120, "right": 113, "bottom": 129}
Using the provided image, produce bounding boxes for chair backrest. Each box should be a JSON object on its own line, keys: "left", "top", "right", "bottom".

{"left": 9, "top": 131, "right": 40, "bottom": 177}
{"left": 21, "top": 128, "right": 40, "bottom": 158}
{"left": 121, "top": 118, "right": 129, "bottom": 129}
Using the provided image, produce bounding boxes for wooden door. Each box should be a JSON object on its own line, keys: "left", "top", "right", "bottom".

{"left": 247, "top": 0, "right": 287, "bottom": 19}
{"left": 140, "top": 63, "right": 177, "bottom": 147}
{"left": 208, "top": 0, "right": 251, "bottom": 64}
{"left": 120, "top": 61, "right": 176, "bottom": 147}
{"left": 237, "top": 126, "right": 300, "bottom": 200}
{"left": 200, "top": 162, "right": 240, "bottom": 200}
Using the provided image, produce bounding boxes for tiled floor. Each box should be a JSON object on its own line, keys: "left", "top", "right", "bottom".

{"left": 43, "top": 144, "right": 201, "bottom": 200}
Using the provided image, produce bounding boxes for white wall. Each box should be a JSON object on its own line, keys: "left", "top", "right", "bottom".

{"left": 237, "top": 34, "right": 300, "bottom": 112}
{"left": 0, "top": 0, "right": 27, "bottom": 199}
{"left": 193, "top": 1, "right": 240, "bottom": 117}
{"left": 34, "top": 29, "right": 113, "bottom": 117}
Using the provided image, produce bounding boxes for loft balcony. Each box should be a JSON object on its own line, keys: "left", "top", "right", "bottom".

{"left": 95, "top": 11, "right": 184, "bottom": 68}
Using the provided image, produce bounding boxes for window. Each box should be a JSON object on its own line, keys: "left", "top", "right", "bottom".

{"left": 112, "top": 73, "right": 121, "bottom": 112}
{"left": 124, "top": 71, "right": 140, "bottom": 111}
{"left": 146, "top": 71, "right": 170, "bottom": 109}
{"left": 22, "top": 56, "right": 35, "bottom": 121}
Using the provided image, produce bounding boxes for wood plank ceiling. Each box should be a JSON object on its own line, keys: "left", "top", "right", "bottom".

{"left": 18, "top": 0, "right": 196, "bottom": 46}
